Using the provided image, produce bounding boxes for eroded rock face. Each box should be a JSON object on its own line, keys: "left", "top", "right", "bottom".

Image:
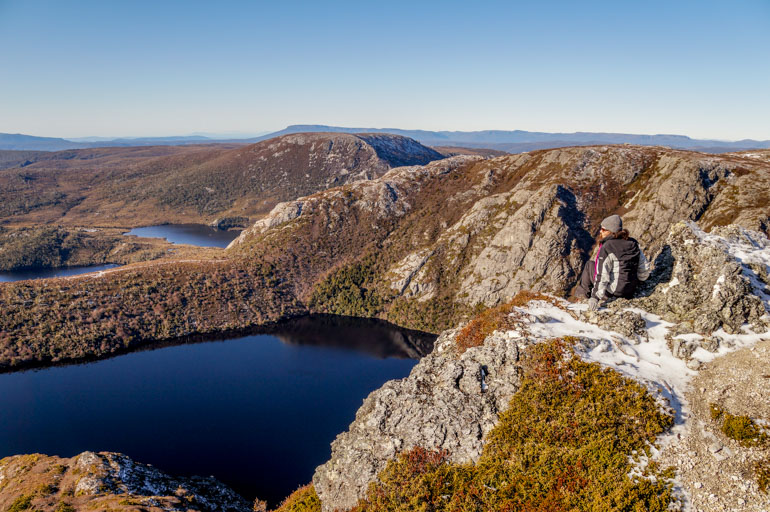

{"left": 228, "top": 145, "right": 769, "bottom": 334}
{"left": 457, "top": 185, "right": 591, "bottom": 306}
{"left": 634, "top": 222, "right": 769, "bottom": 336}
{"left": 0, "top": 451, "right": 250, "bottom": 512}
{"left": 312, "top": 329, "right": 522, "bottom": 512}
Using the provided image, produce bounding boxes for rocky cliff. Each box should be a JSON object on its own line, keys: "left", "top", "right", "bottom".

{"left": 230, "top": 144, "right": 769, "bottom": 331}
{"left": 311, "top": 221, "right": 770, "bottom": 511}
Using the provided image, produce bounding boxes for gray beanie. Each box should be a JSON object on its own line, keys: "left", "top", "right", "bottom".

{"left": 601, "top": 214, "right": 622, "bottom": 232}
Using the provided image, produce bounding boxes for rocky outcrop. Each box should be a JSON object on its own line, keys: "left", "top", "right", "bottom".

{"left": 229, "top": 144, "right": 769, "bottom": 334}
{"left": 312, "top": 329, "right": 522, "bottom": 511}
{"left": 0, "top": 451, "right": 250, "bottom": 512}
{"left": 356, "top": 133, "right": 445, "bottom": 168}
{"left": 311, "top": 221, "right": 770, "bottom": 512}
{"left": 456, "top": 184, "right": 592, "bottom": 306}
{"left": 633, "top": 222, "right": 769, "bottom": 336}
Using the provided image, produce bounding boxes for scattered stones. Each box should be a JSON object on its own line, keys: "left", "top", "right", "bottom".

{"left": 595, "top": 309, "right": 648, "bottom": 343}
{"left": 657, "top": 339, "right": 770, "bottom": 512}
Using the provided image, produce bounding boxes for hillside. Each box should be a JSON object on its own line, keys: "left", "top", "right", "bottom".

{"left": 0, "top": 451, "right": 250, "bottom": 512}
{"left": 1, "top": 144, "right": 768, "bottom": 369}
{"left": 309, "top": 221, "right": 770, "bottom": 511}
{"left": 229, "top": 144, "right": 770, "bottom": 330}
{"left": 2, "top": 221, "right": 767, "bottom": 511}
{"left": 0, "top": 132, "right": 244, "bottom": 151}
{"left": 6, "top": 127, "right": 770, "bottom": 153}
{"left": 0, "top": 133, "right": 444, "bottom": 228}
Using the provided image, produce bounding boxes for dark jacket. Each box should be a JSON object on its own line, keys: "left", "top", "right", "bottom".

{"left": 591, "top": 235, "right": 651, "bottom": 300}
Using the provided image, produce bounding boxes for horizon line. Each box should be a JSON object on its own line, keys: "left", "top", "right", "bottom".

{"left": 2, "top": 125, "right": 769, "bottom": 144}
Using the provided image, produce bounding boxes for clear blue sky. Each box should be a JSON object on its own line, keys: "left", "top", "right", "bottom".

{"left": 1, "top": 0, "right": 768, "bottom": 140}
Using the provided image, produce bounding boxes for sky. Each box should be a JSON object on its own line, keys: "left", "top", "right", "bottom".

{"left": 1, "top": 0, "right": 768, "bottom": 140}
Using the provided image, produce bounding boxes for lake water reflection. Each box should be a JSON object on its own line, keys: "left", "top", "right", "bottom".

{"left": 0, "top": 315, "right": 435, "bottom": 506}
{"left": 124, "top": 224, "right": 241, "bottom": 248}
{"left": 0, "top": 263, "right": 118, "bottom": 282}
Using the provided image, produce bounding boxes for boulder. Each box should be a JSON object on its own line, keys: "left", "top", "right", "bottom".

{"left": 635, "top": 222, "right": 768, "bottom": 336}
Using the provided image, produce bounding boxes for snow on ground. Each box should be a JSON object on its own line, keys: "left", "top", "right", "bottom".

{"left": 514, "top": 301, "right": 694, "bottom": 430}
{"left": 505, "top": 222, "right": 770, "bottom": 434}
{"left": 513, "top": 298, "right": 769, "bottom": 425}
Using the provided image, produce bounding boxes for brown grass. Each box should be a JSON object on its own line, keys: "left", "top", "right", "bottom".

{"left": 454, "top": 291, "right": 559, "bottom": 354}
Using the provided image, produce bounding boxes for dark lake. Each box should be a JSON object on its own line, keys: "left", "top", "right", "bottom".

{"left": 0, "top": 315, "right": 434, "bottom": 507}
{"left": 0, "top": 263, "right": 119, "bottom": 282}
{"left": 124, "top": 224, "right": 241, "bottom": 248}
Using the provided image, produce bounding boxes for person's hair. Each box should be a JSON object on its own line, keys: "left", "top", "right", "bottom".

{"left": 611, "top": 229, "right": 630, "bottom": 240}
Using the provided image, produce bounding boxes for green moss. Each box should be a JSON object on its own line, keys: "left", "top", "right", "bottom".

{"left": 351, "top": 340, "right": 676, "bottom": 511}
{"left": 55, "top": 503, "right": 75, "bottom": 512}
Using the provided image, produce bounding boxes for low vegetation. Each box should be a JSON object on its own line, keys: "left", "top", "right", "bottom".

{"left": 271, "top": 484, "right": 321, "bottom": 512}
{"left": 346, "top": 340, "right": 675, "bottom": 511}
{"left": 386, "top": 296, "right": 469, "bottom": 333}
{"left": 709, "top": 403, "right": 769, "bottom": 494}
{"left": 709, "top": 404, "right": 768, "bottom": 447}
{"left": 0, "top": 225, "right": 214, "bottom": 271}
{"left": 0, "top": 258, "right": 296, "bottom": 370}
{"left": 7, "top": 494, "right": 33, "bottom": 511}
{"left": 308, "top": 256, "right": 383, "bottom": 317}
{"left": 454, "top": 291, "right": 559, "bottom": 353}
{"left": 757, "top": 459, "right": 770, "bottom": 494}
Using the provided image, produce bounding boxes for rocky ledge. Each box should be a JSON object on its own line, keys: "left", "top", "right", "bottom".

{"left": 0, "top": 451, "right": 250, "bottom": 512}
{"left": 312, "top": 221, "right": 770, "bottom": 511}
{"left": 312, "top": 328, "right": 521, "bottom": 511}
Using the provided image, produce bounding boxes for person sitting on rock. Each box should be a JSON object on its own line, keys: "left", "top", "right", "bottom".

{"left": 575, "top": 214, "right": 651, "bottom": 310}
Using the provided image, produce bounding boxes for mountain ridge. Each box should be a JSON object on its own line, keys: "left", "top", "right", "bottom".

{"left": 0, "top": 132, "right": 444, "bottom": 228}
{"left": 247, "top": 125, "right": 770, "bottom": 153}
{"left": 3, "top": 126, "right": 769, "bottom": 153}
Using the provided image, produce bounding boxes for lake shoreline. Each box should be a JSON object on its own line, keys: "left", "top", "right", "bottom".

{"left": 0, "top": 313, "right": 436, "bottom": 375}
{"left": 0, "top": 315, "right": 433, "bottom": 505}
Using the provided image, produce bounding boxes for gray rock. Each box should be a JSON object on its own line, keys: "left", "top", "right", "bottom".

{"left": 312, "top": 329, "right": 522, "bottom": 511}
{"left": 595, "top": 309, "right": 649, "bottom": 343}
{"left": 636, "top": 222, "right": 768, "bottom": 336}
{"left": 73, "top": 451, "right": 250, "bottom": 511}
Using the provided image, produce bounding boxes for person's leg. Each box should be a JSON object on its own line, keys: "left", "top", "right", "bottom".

{"left": 574, "top": 259, "right": 595, "bottom": 299}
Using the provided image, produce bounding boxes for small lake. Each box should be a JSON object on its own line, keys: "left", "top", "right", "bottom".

{"left": 0, "top": 315, "right": 435, "bottom": 507}
{"left": 0, "top": 263, "right": 118, "bottom": 282}
{"left": 124, "top": 224, "right": 241, "bottom": 248}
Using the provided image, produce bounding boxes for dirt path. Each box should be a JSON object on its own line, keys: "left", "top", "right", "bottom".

{"left": 61, "top": 257, "right": 232, "bottom": 281}
{"left": 659, "top": 340, "right": 770, "bottom": 511}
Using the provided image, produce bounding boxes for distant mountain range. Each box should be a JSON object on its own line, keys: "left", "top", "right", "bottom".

{"left": 2, "top": 126, "right": 769, "bottom": 153}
